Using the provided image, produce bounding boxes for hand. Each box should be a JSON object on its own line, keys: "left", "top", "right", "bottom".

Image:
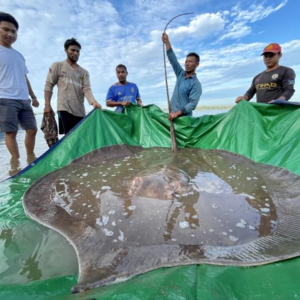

{"left": 162, "top": 32, "right": 169, "bottom": 44}
{"left": 137, "top": 99, "right": 143, "bottom": 107}
{"left": 169, "top": 111, "right": 182, "bottom": 121}
{"left": 32, "top": 98, "right": 40, "bottom": 107}
{"left": 268, "top": 98, "right": 286, "bottom": 104}
{"left": 235, "top": 96, "right": 247, "bottom": 103}
{"left": 122, "top": 101, "right": 131, "bottom": 107}
{"left": 162, "top": 32, "right": 171, "bottom": 50}
{"left": 44, "top": 105, "right": 55, "bottom": 117}
{"left": 93, "top": 102, "right": 103, "bottom": 110}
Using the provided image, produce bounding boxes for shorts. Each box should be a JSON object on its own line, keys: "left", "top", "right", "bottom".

{"left": 0, "top": 99, "right": 37, "bottom": 132}
{"left": 58, "top": 110, "right": 84, "bottom": 134}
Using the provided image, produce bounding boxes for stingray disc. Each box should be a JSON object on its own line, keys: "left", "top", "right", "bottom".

{"left": 23, "top": 145, "right": 300, "bottom": 293}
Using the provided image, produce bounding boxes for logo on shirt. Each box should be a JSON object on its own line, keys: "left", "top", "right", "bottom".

{"left": 272, "top": 74, "right": 278, "bottom": 80}
{"left": 256, "top": 83, "right": 277, "bottom": 90}
{"left": 131, "top": 88, "right": 134, "bottom": 93}
{"left": 63, "top": 77, "right": 82, "bottom": 87}
{"left": 118, "top": 92, "right": 121, "bottom": 96}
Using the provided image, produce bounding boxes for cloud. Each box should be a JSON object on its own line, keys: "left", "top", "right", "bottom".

{"left": 0, "top": 0, "right": 298, "bottom": 113}
{"left": 218, "top": 0, "right": 289, "bottom": 42}
{"left": 167, "top": 13, "right": 225, "bottom": 41}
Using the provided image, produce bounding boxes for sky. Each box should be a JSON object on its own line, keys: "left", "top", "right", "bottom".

{"left": 1, "top": 0, "right": 300, "bottom": 113}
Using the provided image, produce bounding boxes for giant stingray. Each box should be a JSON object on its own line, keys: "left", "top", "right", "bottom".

{"left": 23, "top": 145, "right": 300, "bottom": 293}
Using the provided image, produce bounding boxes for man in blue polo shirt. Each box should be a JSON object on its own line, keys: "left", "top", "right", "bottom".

{"left": 162, "top": 32, "right": 202, "bottom": 120}
{"left": 106, "top": 64, "right": 142, "bottom": 113}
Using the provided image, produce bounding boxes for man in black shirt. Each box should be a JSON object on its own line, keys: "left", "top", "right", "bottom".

{"left": 236, "top": 43, "right": 296, "bottom": 104}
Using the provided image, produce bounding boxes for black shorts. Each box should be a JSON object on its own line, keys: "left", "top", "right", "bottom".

{"left": 58, "top": 111, "right": 84, "bottom": 134}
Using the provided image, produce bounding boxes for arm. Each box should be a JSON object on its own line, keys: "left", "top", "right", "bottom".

{"left": 278, "top": 68, "right": 296, "bottom": 101}
{"left": 44, "top": 63, "right": 58, "bottom": 116}
{"left": 268, "top": 69, "right": 296, "bottom": 103}
{"left": 182, "top": 81, "right": 202, "bottom": 115}
{"left": 235, "top": 77, "right": 256, "bottom": 103}
{"left": 82, "top": 71, "right": 102, "bottom": 109}
{"left": 169, "top": 80, "right": 202, "bottom": 120}
{"left": 169, "top": 111, "right": 183, "bottom": 120}
{"left": 136, "top": 85, "right": 143, "bottom": 106}
{"left": 25, "top": 76, "right": 39, "bottom": 107}
{"left": 169, "top": 79, "right": 202, "bottom": 120}
{"left": 85, "top": 90, "right": 103, "bottom": 109}
{"left": 162, "top": 32, "right": 183, "bottom": 77}
{"left": 106, "top": 100, "right": 131, "bottom": 107}
{"left": 44, "top": 90, "right": 55, "bottom": 116}
{"left": 105, "top": 86, "right": 130, "bottom": 108}
{"left": 235, "top": 94, "right": 249, "bottom": 103}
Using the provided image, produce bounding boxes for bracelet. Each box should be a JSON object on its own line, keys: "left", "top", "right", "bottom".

{"left": 31, "top": 96, "right": 37, "bottom": 99}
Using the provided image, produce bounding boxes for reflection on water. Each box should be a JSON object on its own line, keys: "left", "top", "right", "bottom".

{"left": 0, "top": 219, "right": 78, "bottom": 285}
{"left": 8, "top": 158, "right": 22, "bottom": 177}
{"left": 7, "top": 155, "right": 37, "bottom": 177}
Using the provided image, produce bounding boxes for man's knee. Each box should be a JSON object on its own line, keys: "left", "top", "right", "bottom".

{"left": 5, "top": 131, "right": 18, "bottom": 138}
{"left": 26, "top": 128, "right": 37, "bottom": 136}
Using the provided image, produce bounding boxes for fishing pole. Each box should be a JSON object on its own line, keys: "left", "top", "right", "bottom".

{"left": 163, "top": 13, "right": 194, "bottom": 152}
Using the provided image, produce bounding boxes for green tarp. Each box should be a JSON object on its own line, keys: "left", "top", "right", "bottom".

{"left": 1, "top": 100, "right": 300, "bottom": 300}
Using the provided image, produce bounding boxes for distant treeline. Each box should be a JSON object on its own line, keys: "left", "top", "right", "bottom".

{"left": 161, "top": 105, "right": 233, "bottom": 111}
{"left": 196, "top": 106, "right": 233, "bottom": 110}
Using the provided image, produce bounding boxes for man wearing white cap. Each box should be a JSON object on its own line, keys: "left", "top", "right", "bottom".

{"left": 235, "top": 43, "right": 296, "bottom": 104}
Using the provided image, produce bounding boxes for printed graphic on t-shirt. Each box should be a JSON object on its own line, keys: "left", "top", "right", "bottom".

{"left": 256, "top": 83, "right": 277, "bottom": 90}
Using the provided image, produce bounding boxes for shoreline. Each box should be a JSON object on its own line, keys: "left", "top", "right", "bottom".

{"left": 195, "top": 106, "right": 233, "bottom": 111}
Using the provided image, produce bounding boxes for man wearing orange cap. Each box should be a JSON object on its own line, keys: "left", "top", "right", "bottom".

{"left": 235, "top": 43, "right": 296, "bottom": 104}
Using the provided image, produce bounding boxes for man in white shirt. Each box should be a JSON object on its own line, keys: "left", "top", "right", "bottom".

{"left": 0, "top": 12, "right": 39, "bottom": 159}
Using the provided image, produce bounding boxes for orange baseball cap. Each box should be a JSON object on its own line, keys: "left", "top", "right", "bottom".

{"left": 261, "top": 43, "right": 282, "bottom": 55}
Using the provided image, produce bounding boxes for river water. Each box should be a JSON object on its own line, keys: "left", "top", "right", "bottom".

{"left": 0, "top": 109, "right": 229, "bottom": 182}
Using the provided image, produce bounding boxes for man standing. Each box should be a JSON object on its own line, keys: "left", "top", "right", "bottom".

{"left": 236, "top": 43, "right": 296, "bottom": 104}
{"left": 162, "top": 33, "right": 202, "bottom": 120}
{"left": 106, "top": 64, "right": 142, "bottom": 113}
{"left": 0, "top": 12, "right": 39, "bottom": 159}
{"left": 44, "top": 38, "right": 102, "bottom": 135}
